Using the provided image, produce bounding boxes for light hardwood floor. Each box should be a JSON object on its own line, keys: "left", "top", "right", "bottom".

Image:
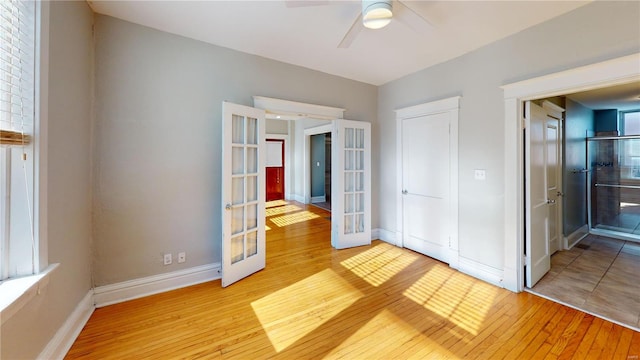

{"left": 67, "top": 201, "right": 640, "bottom": 359}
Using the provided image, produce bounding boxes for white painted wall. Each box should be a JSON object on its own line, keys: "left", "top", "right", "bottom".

{"left": 92, "top": 15, "right": 377, "bottom": 286}
{"left": 1, "top": 1, "right": 94, "bottom": 358}
{"left": 377, "top": 1, "right": 640, "bottom": 274}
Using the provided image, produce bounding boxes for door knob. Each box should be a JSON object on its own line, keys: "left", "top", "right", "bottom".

{"left": 225, "top": 203, "right": 232, "bottom": 210}
{"left": 556, "top": 191, "right": 564, "bottom": 197}
{"left": 402, "top": 190, "right": 408, "bottom": 195}
{"left": 547, "top": 199, "right": 556, "bottom": 204}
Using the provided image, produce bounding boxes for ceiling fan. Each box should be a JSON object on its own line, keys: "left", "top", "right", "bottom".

{"left": 286, "top": 0, "right": 433, "bottom": 48}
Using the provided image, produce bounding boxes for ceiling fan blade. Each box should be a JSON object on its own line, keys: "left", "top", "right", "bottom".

{"left": 395, "top": 0, "right": 433, "bottom": 33}
{"left": 338, "top": 13, "right": 363, "bottom": 48}
{"left": 285, "top": 0, "right": 330, "bottom": 8}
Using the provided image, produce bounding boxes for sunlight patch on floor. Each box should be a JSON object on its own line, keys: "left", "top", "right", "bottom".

{"left": 251, "top": 269, "right": 363, "bottom": 352}
{"left": 326, "top": 309, "right": 459, "bottom": 359}
{"left": 266, "top": 200, "right": 289, "bottom": 208}
{"left": 265, "top": 204, "right": 303, "bottom": 217}
{"left": 340, "top": 243, "right": 418, "bottom": 287}
{"left": 403, "top": 265, "right": 498, "bottom": 336}
{"left": 269, "top": 211, "right": 320, "bottom": 227}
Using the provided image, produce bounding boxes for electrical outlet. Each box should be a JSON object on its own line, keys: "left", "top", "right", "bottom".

{"left": 163, "top": 253, "right": 172, "bottom": 265}
{"left": 178, "top": 252, "right": 186, "bottom": 263}
{"left": 474, "top": 169, "right": 486, "bottom": 181}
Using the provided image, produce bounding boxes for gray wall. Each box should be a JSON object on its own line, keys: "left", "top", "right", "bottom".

{"left": 377, "top": 1, "right": 640, "bottom": 271}
{"left": 310, "top": 134, "right": 326, "bottom": 197}
{"left": 266, "top": 119, "right": 289, "bottom": 135}
{"left": 1, "top": 1, "right": 94, "bottom": 358}
{"left": 92, "top": 15, "right": 377, "bottom": 286}
{"left": 563, "top": 99, "right": 594, "bottom": 235}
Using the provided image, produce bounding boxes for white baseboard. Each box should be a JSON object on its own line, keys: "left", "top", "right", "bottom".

{"left": 458, "top": 257, "right": 504, "bottom": 288}
{"left": 373, "top": 228, "right": 399, "bottom": 246}
{"left": 93, "top": 263, "right": 221, "bottom": 308}
{"left": 292, "top": 194, "right": 306, "bottom": 204}
{"left": 38, "top": 290, "right": 94, "bottom": 360}
{"left": 565, "top": 224, "right": 589, "bottom": 249}
{"left": 310, "top": 196, "right": 326, "bottom": 203}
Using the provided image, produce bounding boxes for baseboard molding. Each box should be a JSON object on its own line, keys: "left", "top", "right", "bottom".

{"left": 565, "top": 224, "right": 589, "bottom": 249}
{"left": 38, "top": 290, "right": 94, "bottom": 360}
{"left": 310, "top": 196, "right": 326, "bottom": 203}
{"left": 94, "top": 263, "right": 221, "bottom": 308}
{"left": 373, "top": 228, "right": 399, "bottom": 246}
{"left": 291, "top": 194, "right": 306, "bottom": 204}
{"left": 458, "top": 257, "right": 504, "bottom": 288}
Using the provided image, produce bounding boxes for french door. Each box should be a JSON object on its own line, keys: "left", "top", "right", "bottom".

{"left": 331, "top": 119, "right": 371, "bottom": 249}
{"left": 221, "top": 102, "right": 266, "bottom": 287}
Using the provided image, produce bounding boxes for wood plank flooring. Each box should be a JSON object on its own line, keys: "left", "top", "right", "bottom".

{"left": 66, "top": 201, "right": 640, "bottom": 359}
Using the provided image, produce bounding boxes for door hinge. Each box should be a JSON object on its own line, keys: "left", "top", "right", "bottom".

{"left": 523, "top": 254, "right": 529, "bottom": 267}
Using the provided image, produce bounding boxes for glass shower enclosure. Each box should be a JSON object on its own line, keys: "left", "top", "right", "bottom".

{"left": 588, "top": 135, "right": 640, "bottom": 242}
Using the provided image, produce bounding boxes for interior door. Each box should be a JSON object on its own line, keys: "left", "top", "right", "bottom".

{"left": 331, "top": 119, "right": 371, "bottom": 249}
{"left": 266, "top": 139, "right": 284, "bottom": 201}
{"left": 221, "top": 102, "right": 266, "bottom": 287}
{"left": 546, "top": 119, "right": 561, "bottom": 254}
{"left": 526, "top": 101, "right": 551, "bottom": 287}
{"left": 401, "top": 112, "right": 451, "bottom": 263}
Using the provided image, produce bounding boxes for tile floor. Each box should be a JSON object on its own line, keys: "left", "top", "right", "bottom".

{"left": 531, "top": 234, "right": 640, "bottom": 330}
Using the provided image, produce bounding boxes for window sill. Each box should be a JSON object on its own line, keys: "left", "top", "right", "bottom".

{"left": 0, "top": 263, "right": 59, "bottom": 326}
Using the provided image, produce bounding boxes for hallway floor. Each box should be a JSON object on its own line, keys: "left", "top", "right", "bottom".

{"left": 531, "top": 235, "right": 640, "bottom": 330}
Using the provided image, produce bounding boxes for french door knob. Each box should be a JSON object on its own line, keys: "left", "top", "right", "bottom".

{"left": 547, "top": 199, "right": 556, "bottom": 204}
{"left": 225, "top": 203, "right": 232, "bottom": 210}
{"left": 402, "top": 190, "right": 408, "bottom": 195}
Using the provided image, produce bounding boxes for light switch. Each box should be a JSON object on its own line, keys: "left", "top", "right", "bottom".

{"left": 316, "top": 161, "right": 321, "bottom": 167}
{"left": 474, "top": 169, "right": 486, "bottom": 180}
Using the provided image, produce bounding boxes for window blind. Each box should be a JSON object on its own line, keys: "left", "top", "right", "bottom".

{"left": 0, "top": 0, "right": 36, "bottom": 281}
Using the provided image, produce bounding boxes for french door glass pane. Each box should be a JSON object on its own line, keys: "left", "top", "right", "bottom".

{"left": 355, "top": 128, "right": 364, "bottom": 149}
{"left": 345, "top": 172, "right": 354, "bottom": 192}
{"left": 231, "top": 235, "right": 244, "bottom": 264}
{"left": 247, "top": 117, "right": 257, "bottom": 145}
{"left": 345, "top": 194, "right": 354, "bottom": 213}
{"left": 246, "top": 175, "right": 257, "bottom": 202}
{"left": 247, "top": 231, "right": 258, "bottom": 257}
{"left": 356, "top": 193, "right": 364, "bottom": 212}
{"left": 232, "top": 147, "right": 244, "bottom": 175}
{"left": 345, "top": 150, "right": 354, "bottom": 170}
{"left": 355, "top": 150, "right": 364, "bottom": 170}
{"left": 355, "top": 172, "right": 363, "bottom": 191}
{"left": 246, "top": 203, "right": 257, "bottom": 230}
{"left": 232, "top": 177, "right": 244, "bottom": 205}
{"left": 356, "top": 214, "right": 364, "bottom": 233}
{"left": 232, "top": 206, "right": 244, "bottom": 235}
{"left": 345, "top": 128, "right": 354, "bottom": 148}
{"left": 344, "top": 214, "right": 354, "bottom": 234}
{"left": 232, "top": 115, "right": 244, "bottom": 144}
{"left": 247, "top": 147, "right": 258, "bottom": 173}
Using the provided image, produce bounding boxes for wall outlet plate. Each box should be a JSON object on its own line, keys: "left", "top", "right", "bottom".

{"left": 163, "top": 253, "right": 172, "bottom": 265}
{"left": 474, "top": 169, "right": 486, "bottom": 181}
{"left": 178, "top": 252, "right": 186, "bottom": 263}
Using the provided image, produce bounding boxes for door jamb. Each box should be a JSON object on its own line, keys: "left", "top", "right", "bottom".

{"left": 502, "top": 53, "right": 640, "bottom": 292}
{"left": 304, "top": 124, "right": 333, "bottom": 204}
{"left": 266, "top": 134, "right": 290, "bottom": 200}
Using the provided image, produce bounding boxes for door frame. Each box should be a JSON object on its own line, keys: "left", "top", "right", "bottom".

{"left": 266, "top": 134, "right": 290, "bottom": 200}
{"left": 395, "top": 96, "right": 460, "bottom": 268}
{"left": 304, "top": 124, "right": 332, "bottom": 204}
{"left": 502, "top": 52, "right": 640, "bottom": 292}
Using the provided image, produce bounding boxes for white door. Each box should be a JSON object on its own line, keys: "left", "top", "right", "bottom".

{"left": 546, "top": 119, "right": 561, "bottom": 254}
{"left": 525, "top": 101, "right": 550, "bottom": 287}
{"left": 331, "top": 119, "right": 371, "bottom": 249}
{"left": 401, "top": 112, "right": 451, "bottom": 263}
{"left": 221, "top": 102, "right": 266, "bottom": 287}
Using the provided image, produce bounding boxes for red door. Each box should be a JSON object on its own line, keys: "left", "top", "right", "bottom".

{"left": 266, "top": 139, "right": 284, "bottom": 201}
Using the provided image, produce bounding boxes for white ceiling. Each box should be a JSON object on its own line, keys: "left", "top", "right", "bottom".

{"left": 87, "top": 0, "right": 591, "bottom": 86}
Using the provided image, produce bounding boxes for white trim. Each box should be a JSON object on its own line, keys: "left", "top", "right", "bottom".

{"left": 291, "top": 194, "right": 305, "bottom": 204}
{"left": 93, "top": 263, "right": 221, "bottom": 308}
{"left": 502, "top": 53, "right": 640, "bottom": 293}
{"left": 253, "top": 96, "right": 345, "bottom": 120}
{"left": 589, "top": 228, "right": 640, "bottom": 243}
{"left": 458, "top": 257, "right": 504, "bottom": 288}
{"left": 38, "top": 290, "right": 94, "bottom": 360}
{"left": 373, "top": 228, "right": 399, "bottom": 246}
{"left": 565, "top": 224, "right": 589, "bottom": 249}
{"left": 395, "top": 96, "right": 460, "bottom": 265}
{"left": 303, "top": 124, "right": 333, "bottom": 204}
{"left": 266, "top": 134, "right": 290, "bottom": 201}
{"left": 310, "top": 196, "right": 325, "bottom": 203}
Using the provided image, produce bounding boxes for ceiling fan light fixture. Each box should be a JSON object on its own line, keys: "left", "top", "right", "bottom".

{"left": 362, "top": 1, "right": 393, "bottom": 30}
